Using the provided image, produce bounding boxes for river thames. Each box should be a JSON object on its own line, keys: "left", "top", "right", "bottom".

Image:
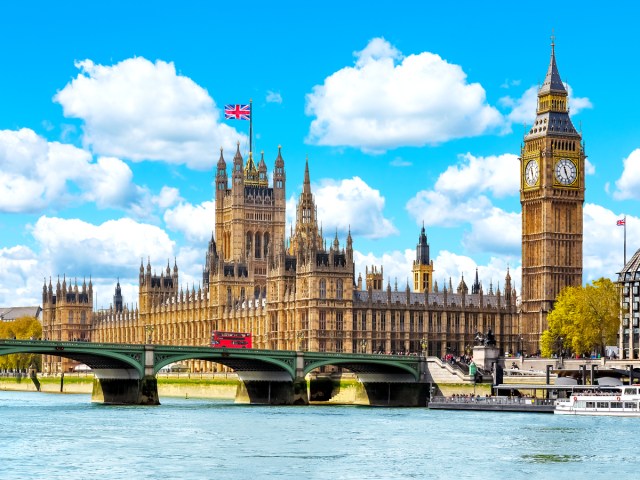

{"left": 0, "top": 391, "right": 636, "bottom": 479}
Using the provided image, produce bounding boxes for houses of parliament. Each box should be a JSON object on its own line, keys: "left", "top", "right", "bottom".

{"left": 41, "top": 41, "right": 583, "bottom": 372}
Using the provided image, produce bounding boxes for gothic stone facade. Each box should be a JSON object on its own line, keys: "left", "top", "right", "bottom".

{"left": 520, "top": 42, "right": 585, "bottom": 354}
{"left": 43, "top": 148, "right": 518, "bottom": 373}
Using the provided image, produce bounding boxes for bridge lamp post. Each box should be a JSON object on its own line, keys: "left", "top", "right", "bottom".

{"left": 360, "top": 338, "right": 367, "bottom": 354}
{"left": 145, "top": 325, "right": 155, "bottom": 345}
{"left": 420, "top": 338, "right": 428, "bottom": 358}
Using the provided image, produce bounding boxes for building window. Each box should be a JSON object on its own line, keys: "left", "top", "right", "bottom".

{"left": 361, "top": 312, "right": 366, "bottom": 332}
{"left": 255, "top": 232, "right": 261, "bottom": 259}
{"left": 320, "top": 280, "right": 326, "bottom": 299}
{"left": 319, "top": 310, "right": 326, "bottom": 330}
{"left": 335, "top": 340, "right": 343, "bottom": 353}
{"left": 336, "top": 279, "right": 343, "bottom": 300}
{"left": 336, "top": 312, "right": 343, "bottom": 330}
{"left": 68, "top": 312, "right": 73, "bottom": 324}
{"left": 263, "top": 233, "right": 270, "bottom": 257}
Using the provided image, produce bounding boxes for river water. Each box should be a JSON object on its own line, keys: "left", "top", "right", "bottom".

{"left": 0, "top": 390, "right": 636, "bottom": 479}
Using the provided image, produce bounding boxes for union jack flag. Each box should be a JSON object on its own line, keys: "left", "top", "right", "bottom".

{"left": 224, "top": 104, "right": 251, "bottom": 120}
{"left": 617, "top": 219, "right": 626, "bottom": 226}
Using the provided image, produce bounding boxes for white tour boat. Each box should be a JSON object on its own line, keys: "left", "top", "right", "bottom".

{"left": 555, "top": 385, "right": 640, "bottom": 416}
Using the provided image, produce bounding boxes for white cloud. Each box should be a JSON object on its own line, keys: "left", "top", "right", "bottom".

{"left": 163, "top": 200, "right": 216, "bottom": 243}
{"left": 614, "top": 149, "right": 640, "bottom": 200}
{"left": 266, "top": 91, "right": 282, "bottom": 104}
{"left": 501, "top": 84, "right": 592, "bottom": 126}
{"left": 31, "top": 216, "right": 175, "bottom": 276}
{"left": 390, "top": 156, "right": 412, "bottom": 167}
{"left": 463, "top": 209, "right": 521, "bottom": 256}
{"left": 406, "top": 152, "right": 519, "bottom": 228}
{"left": 0, "top": 128, "right": 147, "bottom": 214}
{"left": 407, "top": 190, "right": 495, "bottom": 228}
{"left": 435, "top": 153, "right": 520, "bottom": 199}
{"left": 305, "top": 38, "right": 504, "bottom": 152}
{"left": 0, "top": 246, "right": 42, "bottom": 306}
{"left": 153, "top": 186, "right": 182, "bottom": 209}
{"left": 406, "top": 152, "right": 521, "bottom": 255}
{"left": 585, "top": 158, "right": 596, "bottom": 175}
{"left": 54, "top": 57, "right": 247, "bottom": 170}
{"left": 314, "top": 177, "right": 397, "bottom": 239}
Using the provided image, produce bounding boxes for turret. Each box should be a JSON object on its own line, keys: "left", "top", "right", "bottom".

{"left": 216, "top": 148, "right": 227, "bottom": 195}
{"left": 273, "top": 145, "right": 285, "bottom": 201}
{"left": 472, "top": 268, "right": 481, "bottom": 295}
{"left": 232, "top": 142, "right": 244, "bottom": 197}
{"left": 258, "top": 151, "right": 268, "bottom": 187}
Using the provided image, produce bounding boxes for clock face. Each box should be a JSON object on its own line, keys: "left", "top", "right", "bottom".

{"left": 555, "top": 158, "right": 577, "bottom": 185}
{"left": 524, "top": 160, "right": 539, "bottom": 187}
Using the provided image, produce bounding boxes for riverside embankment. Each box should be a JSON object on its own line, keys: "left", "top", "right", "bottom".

{"left": 0, "top": 372, "right": 384, "bottom": 403}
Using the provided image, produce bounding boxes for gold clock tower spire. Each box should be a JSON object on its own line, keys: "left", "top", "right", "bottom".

{"left": 520, "top": 39, "right": 585, "bottom": 353}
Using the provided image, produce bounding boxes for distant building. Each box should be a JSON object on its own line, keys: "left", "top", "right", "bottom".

{"left": 0, "top": 306, "right": 42, "bottom": 322}
{"left": 618, "top": 249, "right": 640, "bottom": 359}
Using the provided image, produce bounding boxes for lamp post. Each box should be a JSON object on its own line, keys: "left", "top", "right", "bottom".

{"left": 360, "top": 338, "right": 367, "bottom": 354}
{"left": 420, "top": 338, "right": 428, "bottom": 358}
{"left": 144, "top": 325, "right": 155, "bottom": 344}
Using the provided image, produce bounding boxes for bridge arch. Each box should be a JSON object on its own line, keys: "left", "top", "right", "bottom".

{"left": 0, "top": 341, "right": 145, "bottom": 377}
{"left": 303, "top": 356, "right": 420, "bottom": 381}
{"left": 152, "top": 349, "right": 296, "bottom": 379}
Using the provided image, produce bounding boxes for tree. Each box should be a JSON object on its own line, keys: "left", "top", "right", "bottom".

{"left": 0, "top": 316, "right": 43, "bottom": 371}
{"left": 541, "top": 278, "right": 620, "bottom": 358}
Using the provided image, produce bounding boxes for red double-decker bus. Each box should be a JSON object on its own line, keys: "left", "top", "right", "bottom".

{"left": 210, "top": 331, "right": 252, "bottom": 349}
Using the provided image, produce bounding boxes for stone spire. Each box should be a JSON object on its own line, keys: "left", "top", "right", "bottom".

{"left": 539, "top": 35, "right": 566, "bottom": 95}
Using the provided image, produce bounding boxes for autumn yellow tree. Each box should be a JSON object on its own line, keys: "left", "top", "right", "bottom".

{"left": 0, "top": 316, "right": 43, "bottom": 371}
{"left": 541, "top": 278, "right": 620, "bottom": 358}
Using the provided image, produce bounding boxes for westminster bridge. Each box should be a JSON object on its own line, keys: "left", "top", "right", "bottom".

{"left": 0, "top": 340, "right": 431, "bottom": 406}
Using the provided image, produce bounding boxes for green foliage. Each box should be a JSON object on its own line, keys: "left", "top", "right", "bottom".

{"left": 542, "top": 278, "right": 620, "bottom": 357}
{"left": 0, "top": 316, "right": 43, "bottom": 370}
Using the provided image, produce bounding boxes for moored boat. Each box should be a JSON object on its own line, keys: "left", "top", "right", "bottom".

{"left": 554, "top": 385, "right": 640, "bottom": 416}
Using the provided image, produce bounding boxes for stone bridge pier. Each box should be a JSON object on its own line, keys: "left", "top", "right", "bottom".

{"left": 91, "top": 345, "right": 159, "bottom": 406}
{"left": 234, "top": 352, "right": 308, "bottom": 405}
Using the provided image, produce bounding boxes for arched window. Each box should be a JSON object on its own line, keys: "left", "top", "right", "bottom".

{"left": 319, "top": 279, "right": 326, "bottom": 299}
{"left": 336, "top": 279, "right": 343, "bottom": 300}
{"left": 227, "top": 287, "right": 232, "bottom": 305}
{"left": 255, "top": 232, "right": 261, "bottom": 259}
{"left": 246, "top": 232, "right": 253, "bottom": 258}
{"left": 263, "top": 233, "right": 270, "bottom": 257}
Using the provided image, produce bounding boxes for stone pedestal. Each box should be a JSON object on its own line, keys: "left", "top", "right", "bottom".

{"left": 472, "top": 346, "right": 500, "bottom": 371}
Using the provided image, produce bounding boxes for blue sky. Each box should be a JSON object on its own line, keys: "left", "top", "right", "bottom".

{"left": 1, "top": 1, "right": 639, "bottom": 309}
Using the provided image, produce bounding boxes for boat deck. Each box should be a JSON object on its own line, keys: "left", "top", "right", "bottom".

{"left": 428, "top": 396, "right": 555, "bottom": 413}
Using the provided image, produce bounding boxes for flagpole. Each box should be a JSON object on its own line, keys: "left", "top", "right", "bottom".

{"left": 249, "top": 99, "right": 253, "bottom": 155}
{"left": 624, "top": 215, "right": 627, "bottom": 266}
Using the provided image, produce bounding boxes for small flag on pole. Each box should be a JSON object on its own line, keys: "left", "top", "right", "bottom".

{"left": 224, "top": 104, "right": 251, "bottom": 120}
{"left": 617, "top": 219, "right": 626, "bottom": 226}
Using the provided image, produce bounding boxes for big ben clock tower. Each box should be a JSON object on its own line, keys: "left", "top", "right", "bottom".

{"left": 520, "top": 39, "right": 585, "bottom": 353}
